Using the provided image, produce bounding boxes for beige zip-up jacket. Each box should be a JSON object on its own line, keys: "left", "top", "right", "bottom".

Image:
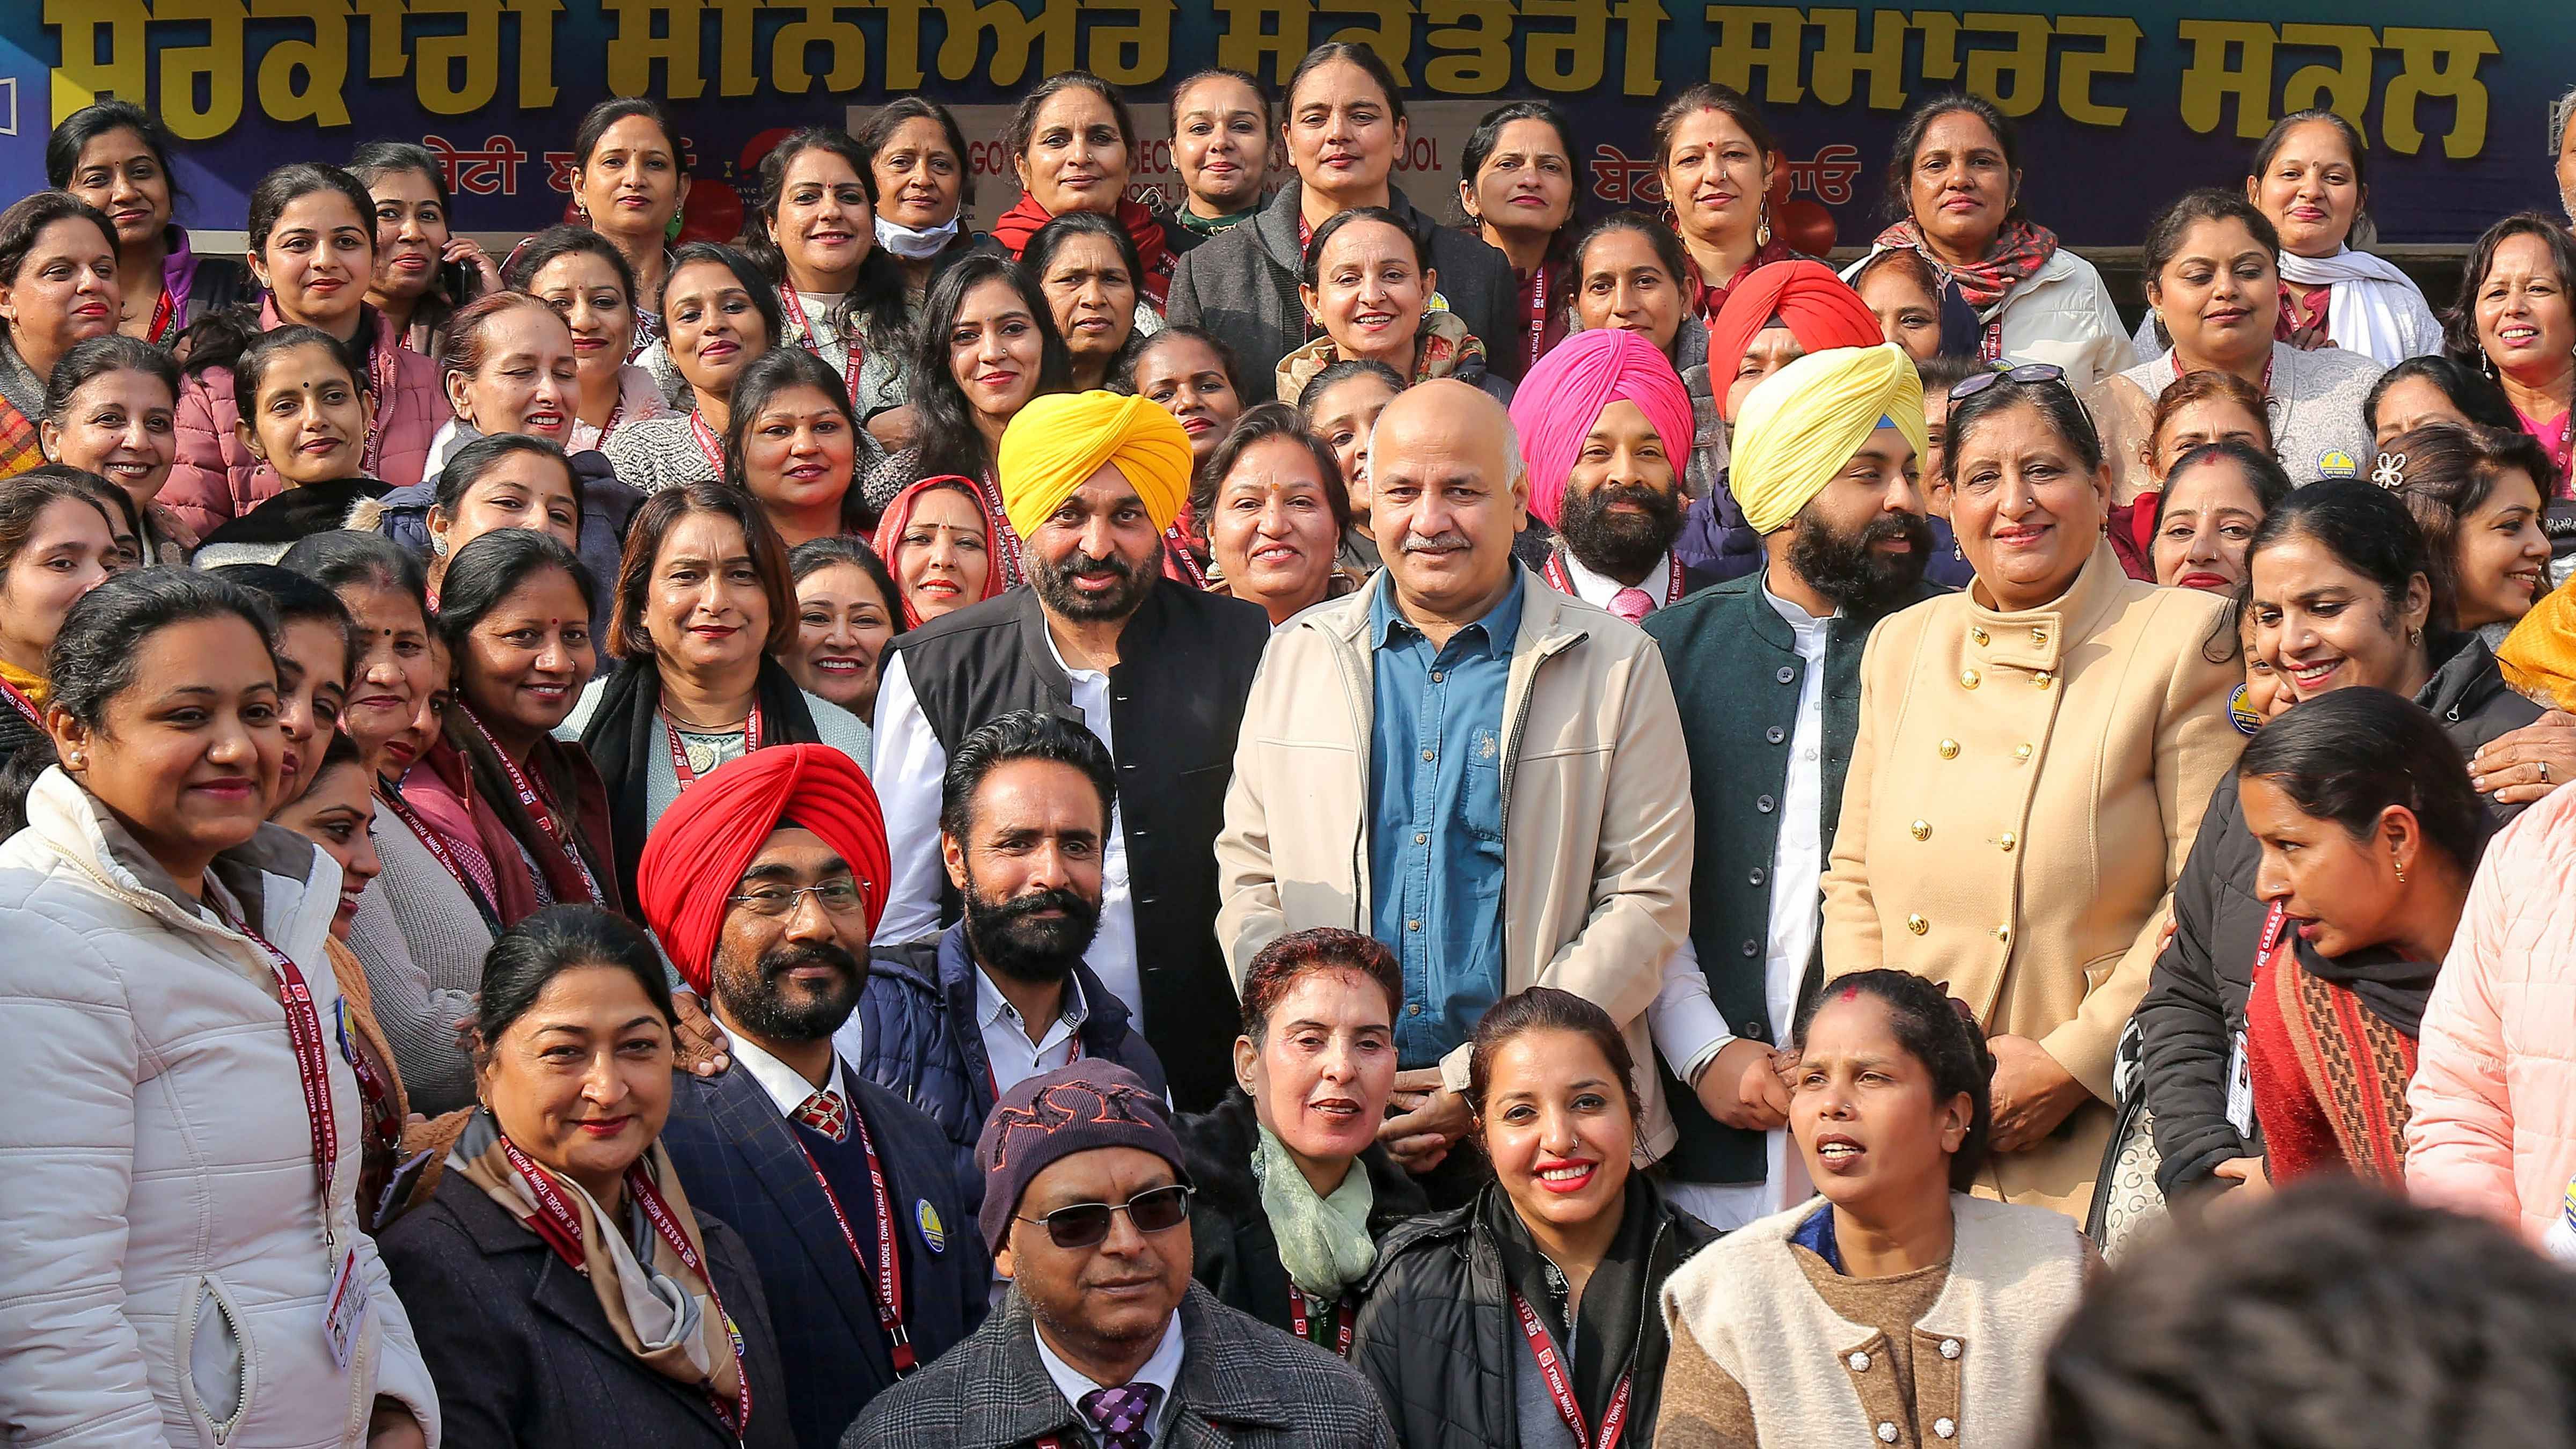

{"left": 1215, "top": 569, "right": 1694, "bottom": 1159}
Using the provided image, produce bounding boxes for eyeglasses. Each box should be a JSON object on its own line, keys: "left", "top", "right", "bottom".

{"left": 726, "top": 877, "right": 872, "bottom": 917}
{"left": 1948, "top": 361, "right": 2068, "bottom": 402}
{"left": 1014, "top": 1183, "right": 1195, "bottom": 1249}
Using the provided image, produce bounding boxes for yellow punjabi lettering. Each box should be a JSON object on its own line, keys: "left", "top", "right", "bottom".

{"left": 2278, "top": 23, "right": 2376, "bottom": 140}
{"left": 769, "top": 2, "right": 867, "bottom": 94}
{"left": 934, "top": 0, "right": 1076, "bottom": 86}
{"left": 1909, "top": 10, "right": 1962, "bottom": 85}
{"left": 2177, "top": 18, "right": 2275, "bottom": 140}
{"left": 705, "top": 0, "right": 761, "bottom": 97}
{"left": 46, "top": 0, "right": 149, "bottom": 121}
{"left": 603, "top": 0, "right": 706, "bottom": 100}
{"left": 2053, "top": 16, "right": 2140, "bottom": 128}
{"left": 510, "top": 0, "right": 561, "bottom": 109}
{"left": 1211, "top": 0, "right": 1310, "bottom": 82}
{"left": 1615, "top": 0, "right": 1665, "bottom": 97}
{"left": 1809, "top": 8, "right": 1908, "bottom": 112}
{"left": 1428, "top": 0, "right": 1515, "bottom": 94}
{"left": 1316, "top": 0, "right": 1416, "bottom": 87}
{"left": 1087, "top": 0, "right": 1177, "bottom": 86}
{"left": 881, "top": 0, "right": 933, "bottom": 88}
{"left": 349, "top": 0, "right": 407, "bottom": 80}
{"left": 1704, "top": 5, "right": 1804, "bottom": 104}
{"left": 1962, "top": 11, "right": 2050, "bottom": 118}
{"left": 2380, "top": 27, "right": 2497, "bottom": 159}
{"left": 413, "top": 0, "right": 504, "bottom": 116}
{"left": 252, "top": 0, "right": 354, "bottom": 126}
{"left": 155, "top": 0, "right": 248, "bottom": 140}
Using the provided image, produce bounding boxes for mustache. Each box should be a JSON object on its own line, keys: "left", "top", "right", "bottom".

{"left": 760, "top": 941, "right": 860, "bottom": 980}
{"left": 983, "top": 885, "right": 1097, "bottom": 927}
{"left": 1400, "top": 531, "right": 1471, "bottom": 553}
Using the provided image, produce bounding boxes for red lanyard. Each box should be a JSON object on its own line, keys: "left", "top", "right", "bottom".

{"left": 1514, "top": 1290, "right": 1632, "bottom": 1449}
{"left": 970, "top": 470, "right": 1026, "bottom": 588}
{"left": 792, "top": 1111, "right": 916, "bottom": 1374}
{"left": 689, "top": 411, "right": 726, "bottom": 478}
{"left": 145, "top": 287, "right": 177, "bottom": 346}
{"left": 1163, "top": 523, "right": 1209, "bottom": 588}
{"left": 591, "top": 400, "right": 625, "bottom": 450}
{"left": 779, "top": 288, "right": 866, "bottom": 412}
{"left": 501, "top": 1137, "right": 753, "bottom": 1437}
{"left": 221, "top": 906, "right": 341, "bottom": 1220}
{"left": 375, "top": 778, "right": 492, "bottom": 914}
{"left": 1521, "top": 267, "right": 1553, "bottom": 375}
{"left": 2256, "top": 899, "right": 2292, "bottom": 979}
{"left": 459, "top": 706, "right": 603, "bottom": 904}
{"left": 664, "top": 705, "right": 762, "bottom": 788}
{"left": 1541, "top": 550, "right": 1684, "bottom": 609}
{"left": 360, "top": 334, "right": 400, "bottom": 479}
{"left": 1290, "top": 1288, "right": 1355, "bottom": 1358}
{"left": 0, "top": 677, "right": 43, "bottom": 731}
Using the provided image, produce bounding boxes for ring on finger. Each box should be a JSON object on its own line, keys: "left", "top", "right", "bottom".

{"left": 2543, "top": 760, "right": 2552, "bottom": 784}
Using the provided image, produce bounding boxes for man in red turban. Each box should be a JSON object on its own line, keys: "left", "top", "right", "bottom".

{"left": 1706, "top": 259, "right": 1885, "bottom": 423}
{"left": 646, "top": 742, "right": 992, "bottom": 1433}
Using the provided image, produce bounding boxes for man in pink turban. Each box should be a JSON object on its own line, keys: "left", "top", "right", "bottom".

{"left": 1511, "top": 327, "right": 1714, "bottom": 620}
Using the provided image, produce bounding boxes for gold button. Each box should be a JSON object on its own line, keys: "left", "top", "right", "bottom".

{"left": 1911, "top": 819, "right": 1931, "bottom": 841}
{"left": 2031, "top": 626, "right": 2049, "bottom": 646}
{"left": 1906, "top": 914, "right": 1928, "bottom": 935}
{"left": 1999, "top": 831, "right": 2017, "bottom": 852}
{"left": 2034, "top": 671, "right": 2054, "bottom": 690}
{"left": 1993, "top": 925, "right": 2012, "bottom": 943}
{"left": 1938, "top": 738, "right": 1959, "bottom": 759}
{"left": 2014, "top": 743, "right": 2033, "bottom": 760}
{"left": 1970, "top": 625, "right": 1990, "bottom": 646}
{"left": 1959, "top": 669, "right": 1980, "bottom": 690}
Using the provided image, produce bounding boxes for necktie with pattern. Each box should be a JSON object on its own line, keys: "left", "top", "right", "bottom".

{"left": 794, "top": 1088, "right": 849, "bottom": 1143}
{"left": 1610, "top": 586, "right": 1655, "bottom": 624}
{"left": 1079, "top": 1381, "right": 1165, "bottom": 1448}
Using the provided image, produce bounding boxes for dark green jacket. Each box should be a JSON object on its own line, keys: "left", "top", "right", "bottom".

{"left": 1643, "top": 571, "right": 1946, "bottom": 1183}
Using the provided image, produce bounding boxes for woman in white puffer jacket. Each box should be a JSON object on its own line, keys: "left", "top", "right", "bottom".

{"left": 0, "top": 568, "right": 438, "bottom": 1448}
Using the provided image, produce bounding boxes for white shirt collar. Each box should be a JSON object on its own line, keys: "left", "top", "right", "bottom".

{"left": 1034, "top": 1307, "right": 1184, "bottom": 1439}
{"left": 1037, "top": 614, "right": 1109, "bottom": 683}
{"left": 1558, "top": 547, "right": 1675, "bottom": 611}
{"left": 727, "top": 1032, "right": 850, "bottom": 1121}
{"left": 976, "top": 967, "right": 1091, "bottom": 1036}
{"left": 1759, "top": 573, "right": 1837, "bottom": 638}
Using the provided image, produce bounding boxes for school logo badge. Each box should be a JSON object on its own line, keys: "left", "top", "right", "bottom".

{"left": 2317, "top": 448, "right": 2359, "bottom": 480}
{"left": 2227, "top": 682, "right": 2263, "bottom": 736}
{"left": 917, "top": 1198, "right": 947, "bottom": 1254}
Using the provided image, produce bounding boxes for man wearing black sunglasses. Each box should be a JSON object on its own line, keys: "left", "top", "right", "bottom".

{"left": 847, "top": 1061, "right": 1398, "bottom": 1447}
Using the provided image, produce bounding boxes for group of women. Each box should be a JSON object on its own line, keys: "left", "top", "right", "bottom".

{"left": 0, "top": 46, "right": 2572, "bottom": 1449}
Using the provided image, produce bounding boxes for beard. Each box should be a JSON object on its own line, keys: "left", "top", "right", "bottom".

{"left": 713, "top": 940, "right": 865, "bottom": 1045}
{"left": 963, "top": 876, "right": 1101, "bottom": 985}
{"left": 1787, "top": 505, "right": 1935, "bottom": 615}
{"left": 1029, "top": 544, "right": 1157, "bottom": 622}
{"left": 1557, "top": 479, "right": 1686, "bottom": 584}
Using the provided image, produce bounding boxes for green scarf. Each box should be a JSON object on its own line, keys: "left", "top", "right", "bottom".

{"left": 1253, "top": 1123, "right": 1378, "bottom": 1299}
{"left": 1175, "top": 202, "right": 1258, "bottom": 239}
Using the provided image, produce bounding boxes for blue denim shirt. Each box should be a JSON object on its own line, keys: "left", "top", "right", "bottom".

{"left": 1367, "top": 567, "right": 1526, "bottom": 1067}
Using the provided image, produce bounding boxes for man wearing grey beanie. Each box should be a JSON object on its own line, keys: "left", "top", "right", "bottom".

{"left": 844, "top": 1061, "right": 1399, "bottom": 1447}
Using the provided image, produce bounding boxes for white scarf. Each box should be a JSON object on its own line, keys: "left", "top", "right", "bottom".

{"left": 2277, "top": 246, "right": 2444, "bottom": 368}
{"left": 876, "top": 214, "right": 959, "bottom": 261}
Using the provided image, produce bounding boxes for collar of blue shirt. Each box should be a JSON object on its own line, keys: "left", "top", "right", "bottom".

{"left": 1371, "top": 559, "right": 1528, "bottom": 657}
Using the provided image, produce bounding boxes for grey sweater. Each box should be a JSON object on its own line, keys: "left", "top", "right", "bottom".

{"left": 1167, "top": 179, "right": 1520, "bottom": 403}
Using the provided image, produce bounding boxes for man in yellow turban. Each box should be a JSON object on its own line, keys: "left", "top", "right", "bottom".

{"left": 868, "top": 389, "right": 1272, "bottom": 1114}
{"left": 1631, "top": 341, "right": 1943, "bottom": 1231}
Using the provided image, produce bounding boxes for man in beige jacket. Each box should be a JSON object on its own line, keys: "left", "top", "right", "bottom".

{"left": 1214, "top": 380, "right": 1695, "bottom": 1169}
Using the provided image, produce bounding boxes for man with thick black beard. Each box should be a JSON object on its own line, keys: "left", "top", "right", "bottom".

{"left": 869, "top": 394, "right": 1267, "bottom": 1112}
{"left": 1640, "top": 343, "right": 1945, "bottom": 1230}
{"left": 851, "top": 711, "right": 1169, "bottom": 1213}
{"left": 644, "top": 745, "right": 990, "bottom": 1448}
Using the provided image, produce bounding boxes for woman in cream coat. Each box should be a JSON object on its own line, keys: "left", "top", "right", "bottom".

{"left": 1822, "top": 366, "right": 2242, "bottom": 1220}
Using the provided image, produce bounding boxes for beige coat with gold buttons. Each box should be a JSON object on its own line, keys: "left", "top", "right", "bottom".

{"left": 1821, "top": 544, "right": 2241, "bottom": 1218}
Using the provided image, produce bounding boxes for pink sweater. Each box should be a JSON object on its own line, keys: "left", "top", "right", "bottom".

{"left": 2407, "top": 780, "right": 2576, "bottom": 1243}
{"left": 165, "top": 302, "right": 450, "bottom": 538}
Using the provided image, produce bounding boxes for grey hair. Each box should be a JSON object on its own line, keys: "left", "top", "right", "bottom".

{"left": 2556, "top": 86, "right": 2576, "bottom": 156}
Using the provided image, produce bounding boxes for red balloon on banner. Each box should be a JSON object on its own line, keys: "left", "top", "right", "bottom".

{"left": 678, "top": 184, "right": 745, "bottom": 245}
{"left": 1777, "top": 199, "right": 1837, "bottom": 255}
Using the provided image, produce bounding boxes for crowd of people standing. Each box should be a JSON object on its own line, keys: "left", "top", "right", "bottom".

{"left": 3, "top": 52, "right": 2576, "bottom": 1449}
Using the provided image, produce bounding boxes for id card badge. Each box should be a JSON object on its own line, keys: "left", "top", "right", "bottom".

{"left": 2224, "top": 1028, "right": 2254, "bottom": 1138}
{"left": 325, "top": 1246, "right": 369, "bottom": 1369}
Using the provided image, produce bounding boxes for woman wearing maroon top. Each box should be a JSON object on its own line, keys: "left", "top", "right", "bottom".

{"left": 1652, "top": 84, "right": 1800, "bottom": 326}
{"left": 2235, "top": 687, "right": 2480, "bottom": 1191}
{"left": 1459, "top": 102, "right": 1582, "bottom": 376}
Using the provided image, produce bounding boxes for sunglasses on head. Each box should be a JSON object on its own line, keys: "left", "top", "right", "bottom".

{"left": 1948, "top": 361, "right": 2068, "bottom": 402}
{"left": 1014, "top": 1182, "right": 1195, "bottom": 1249}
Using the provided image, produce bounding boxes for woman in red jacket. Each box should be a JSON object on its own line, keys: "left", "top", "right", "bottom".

{"left": 166, "top": 163, "right": 449, "bottom": 536}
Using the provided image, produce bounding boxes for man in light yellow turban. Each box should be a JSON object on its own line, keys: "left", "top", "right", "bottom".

{"left": 867, "top": 389, "right": 1272, "bottom": 1114}
{"left": 1631, "top": 341, "right": 1942, "bottom": 1232}
{"left": 995, "top": 389, "right": 1196, "bottom": 542}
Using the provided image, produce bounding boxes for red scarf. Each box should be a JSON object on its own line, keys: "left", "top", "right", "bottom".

{"left": 1688, "top": 233, "right": 1797, "bottom": 325}
{"left": 991, "top": 194, "right": 1174, "bottom": 308}
{"left": 1871, "top": 217, "right": 2060, "bottom": 316}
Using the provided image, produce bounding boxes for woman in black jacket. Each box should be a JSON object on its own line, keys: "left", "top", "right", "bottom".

{"left": 1351, "top": 987, "right": 1715, "bottom": 1449}
{"left": 2138, "top": 480, "right": 2546, "bottom": 1208}
{"left": 1175, "top": 928, "right": 1428, "bottom": 1355}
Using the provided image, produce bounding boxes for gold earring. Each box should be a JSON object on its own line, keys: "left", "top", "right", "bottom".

{"left": 2394, "top": 850, "right": 2407, "bottom": 884}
